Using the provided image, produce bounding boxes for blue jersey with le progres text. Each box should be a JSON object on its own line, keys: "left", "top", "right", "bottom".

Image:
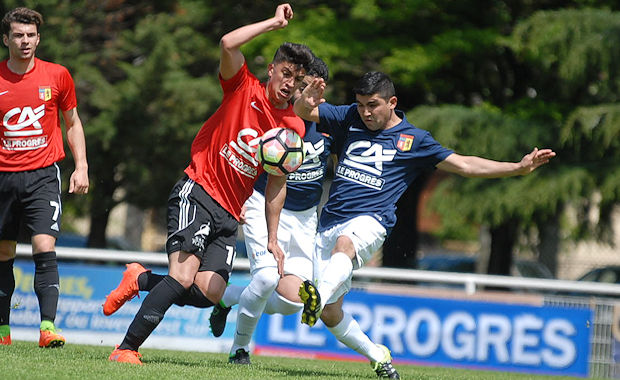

{"left": 316, "top": 103, "right": 453, "bottom": 233}
{"left": 253, "top": 120, "right": 334, "bottom": 211}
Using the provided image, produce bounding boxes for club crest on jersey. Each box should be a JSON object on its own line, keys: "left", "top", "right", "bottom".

{"left": 397, "top": 134, "right": 414, "bottom": 151}
{"left": 39, "top": 86, "right": 52, "bottom": 101}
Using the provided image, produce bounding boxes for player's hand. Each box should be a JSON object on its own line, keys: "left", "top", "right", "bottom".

{"left": 239, "top": 205, "right": 247, "bottom": 224}
{"left": 69, "top": 167, "right": 89, "bottom": 194}
{"left": 273, "top": 4, "right": 293, "bottom": 29}
{"left": 267, "top": 240, "right": 285, "bottom": 277}
{"left": 518, "top": 147, "right": 556, "bottom": 175}
{"left": 300, "top": 77, "right": 326, "bottom": 109}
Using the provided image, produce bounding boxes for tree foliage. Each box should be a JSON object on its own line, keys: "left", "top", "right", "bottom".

{"left": 1, "top": 1, "right": 618, "bottom": 255}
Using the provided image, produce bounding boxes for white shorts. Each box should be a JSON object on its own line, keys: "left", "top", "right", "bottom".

{"left": 314, "top": 215, "right": 387, "bottom": 304}
{"left": 242, "top": 190, "right": 317, "bottom": 281}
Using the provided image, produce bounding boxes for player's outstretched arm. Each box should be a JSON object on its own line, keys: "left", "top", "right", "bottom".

{"left": 436, "top": 147, "right": 556, "bottom": 178}
{"left": 293, "top": 77, "right": 325, "bottom": 123}
{"left": 62, "top": 107, "right": 89, "bottom": 194}
{"left": 219, "top": 3, "right": 294, "bottom": 80}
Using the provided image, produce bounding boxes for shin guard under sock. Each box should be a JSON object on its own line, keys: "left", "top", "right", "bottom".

{"left": 0, "top": 259, "right": 15, "bottom": 325}
{"left": 33, "top": 252, "right": 59, "bottom": 323}
{"left": 119, "top": 275, "right": 186, "bottom": 351}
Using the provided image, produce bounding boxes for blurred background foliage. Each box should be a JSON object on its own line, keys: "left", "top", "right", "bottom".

{"left": 1, "top": 0, "right": 618, "bottom": 275}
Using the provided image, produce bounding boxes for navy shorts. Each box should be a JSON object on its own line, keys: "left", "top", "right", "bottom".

{"left": 166, "top": 176, "right": 238, "bottom": 282}
{"left": 0, "top": 164, "right": 62, "bottom": 241}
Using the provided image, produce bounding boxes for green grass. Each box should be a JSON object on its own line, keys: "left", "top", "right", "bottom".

{"left": 0, "top": 341, "right": 591, "bottom": 380}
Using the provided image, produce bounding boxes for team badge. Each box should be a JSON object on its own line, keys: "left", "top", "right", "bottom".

{"left": 39, "top": 86, "right": 52, "bottom": 101}
{"left": 397, "top": 134, "right": 414, "bottom": 151}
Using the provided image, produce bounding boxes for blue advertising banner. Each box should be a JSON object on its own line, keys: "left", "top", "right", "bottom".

{"left": 9, "top": 260, "right": 249, "bottom": 352}
{"left": 254, "top": 288, "right": 593, "bottom": 377}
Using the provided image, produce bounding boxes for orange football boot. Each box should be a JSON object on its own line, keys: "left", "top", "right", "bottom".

{"left": 103, "top": 263, "right": 148, "bottom": 316}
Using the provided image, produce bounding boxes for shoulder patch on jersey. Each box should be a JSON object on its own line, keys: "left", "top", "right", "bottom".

{"left": 397, "top": 134, "right": 414, "bottom": 152}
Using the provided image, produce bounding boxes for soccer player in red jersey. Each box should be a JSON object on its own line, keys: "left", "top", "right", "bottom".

{"left": 0, "top": 7, "right": 89, "bottom": 348}
{"left": 106, "top": 4, "right": 312, "bottom": 364}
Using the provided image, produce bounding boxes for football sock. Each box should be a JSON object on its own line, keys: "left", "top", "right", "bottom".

{"left": 326, "top": 312, "right": 385, "bottom": 362}
{"left": 317, "top": 252, "right": 353, "bottom": 308}
{"left": 264, "top": 290, "right": 303, "bottom": 315}
{"left": 220, "top": 284, "right": 243, "bottom": 309}
{"left": 137, "top": 271, "right": 163, "bottom": 291}
{"left": 119, "top": 275, "right": 186, "bottom": 351}
{"left": 231, "top": 267, "right": 279, "bottom": 352}
{"left": 0, "top": 259, "right": 15, "bottom": 326}
{"left": 177, "top": 284, "right": 214, "bottom": 308}
{"left": 33, "top": 252, "right": 59, "bottom": 323}
{"left": 138, "top": 272, "right": 213, "bottom": 308}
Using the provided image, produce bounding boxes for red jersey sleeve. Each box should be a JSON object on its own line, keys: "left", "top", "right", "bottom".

{"left": 219, "top": 62, "right": 250, "bottom": 94}
{"left": 57, "top": 66, "right": 77, "bottom": 111}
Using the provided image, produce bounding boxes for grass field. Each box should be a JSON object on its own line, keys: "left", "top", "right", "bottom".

{"left": 0, "top": 341, "right": 594, "bottom": 380}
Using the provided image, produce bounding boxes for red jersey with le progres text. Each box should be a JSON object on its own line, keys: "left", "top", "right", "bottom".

{"left": 0, "top": 58, "right": 77, "bottom": 171}
{"left": 184, "top": 62, "right": 305, "bottom": 221}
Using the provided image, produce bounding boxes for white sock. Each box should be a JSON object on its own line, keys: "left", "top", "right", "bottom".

{"left": 230, "top": 267, "right": 279, "bottom": 353}
{"left": 264, "top": 291, "right": 303, "bottom": 315}
{"left": 327, "top": 312, "right": 385, "bottom": 362}
{"left": 221, "top": 284, "right": 243, "bottom": 308}
{"left": 317, "top": 252, "right": 352, "bottom": 308}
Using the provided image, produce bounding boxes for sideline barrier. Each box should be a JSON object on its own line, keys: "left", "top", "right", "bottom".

{"left": 13, "top": 244, "right": 620, "bottom": 377}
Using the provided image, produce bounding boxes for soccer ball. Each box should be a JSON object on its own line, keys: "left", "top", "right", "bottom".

{"left": 257, "top": 128, "right": 304, "bottom": 176}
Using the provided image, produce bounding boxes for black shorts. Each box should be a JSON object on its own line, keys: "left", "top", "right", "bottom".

{"left": 166, "top": 176, "right": 238, "bottom": 282}
{"left": 0, "top": 164, "right": 62, "bottom": 241}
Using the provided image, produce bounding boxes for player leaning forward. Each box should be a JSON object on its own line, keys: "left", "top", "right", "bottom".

{"left": 106, "top": 4, "right": 312, "bottom": 364}
{"left": 0, "top": 7, "right": 89, "bottom": 347}
{"left": 293, "top": 72, "right": 556, "bottom": 377}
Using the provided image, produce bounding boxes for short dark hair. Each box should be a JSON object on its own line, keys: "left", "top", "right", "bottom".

{"left": 306, "top": 56, "right": 329, "bottom": 81}
{"left": 2, "top": 7, "right": 43, "bottom": 36}
{"left": 272, "top": 42, "right": 314, "bottom": 72}
{"left": 353, "top": 71, "right": 396, "bottom": 100}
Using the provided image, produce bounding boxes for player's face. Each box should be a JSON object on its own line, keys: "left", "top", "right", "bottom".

{"left": 267, "top": 61, "right": 306, "bottom": 108}
{"left": 356, "top": 93, "right": 397, "bottom": 131}
{"left": 3, "top": 22, "right": 39, "bottom": 61}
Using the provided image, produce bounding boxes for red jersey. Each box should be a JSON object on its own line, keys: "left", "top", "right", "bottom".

{"left": 0, "top": 58, "right": 77, "bottom": 172}
{"left": 185, "top": 63, "right": 305, "bottom": 220}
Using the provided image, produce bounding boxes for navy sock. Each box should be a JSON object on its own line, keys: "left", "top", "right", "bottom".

{"left": 119, "top": 275, "right": 186, "bottom": 351}
{"left": 0, "top": 259, "right": 15, "bottom": 325}
{"left": 33, "top": 251, "right": 59, "bottom": 323}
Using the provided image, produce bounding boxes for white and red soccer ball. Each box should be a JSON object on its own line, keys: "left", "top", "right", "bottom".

{"left": 257, "top": 127, "right": 304, "bottom": 176}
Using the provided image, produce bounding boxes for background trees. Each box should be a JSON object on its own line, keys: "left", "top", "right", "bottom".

{"left": 1, "top": 1, "right": 618, "bottom": 274}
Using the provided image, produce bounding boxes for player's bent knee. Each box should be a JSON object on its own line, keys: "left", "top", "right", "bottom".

{"left": 320, "top": 303, "right": 344, "bottom": 328}
{"left": 249, "top": 266, "right": 280, "bottom": 296}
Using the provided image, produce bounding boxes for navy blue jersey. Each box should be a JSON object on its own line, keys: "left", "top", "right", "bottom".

{"left": 316, "top": 103, "right": 453, "bottom": 233}
{"left": 254, "top": 120, "right": 334, "bottom": 211}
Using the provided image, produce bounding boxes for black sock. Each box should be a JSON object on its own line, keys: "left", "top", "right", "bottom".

{"left": 137, "top": 271, "right": 164, "bottom": 291}
{"left": 0, "top": 259, "right": 15, "bottom": 325}
{"left": 33, "top": 251, "right": 59, "bottom": 323}
{"left": 119, "top": 275, "right": 186, "bottom": 351}
{"left": 138, "top": 273, "right": 213, "bottom": 308}
{"left": 177, "top": 284, "right": 214, "bottom": 308}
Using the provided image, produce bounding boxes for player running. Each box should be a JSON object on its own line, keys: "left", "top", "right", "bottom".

{"left": 0, "top": 7, "right": 89, "bottom": 348}
{"left": 293, "top": 71, "right": 556, "bottom": 379}
{"left": 105, "top": 4, "right": 312, "bottom": 365}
